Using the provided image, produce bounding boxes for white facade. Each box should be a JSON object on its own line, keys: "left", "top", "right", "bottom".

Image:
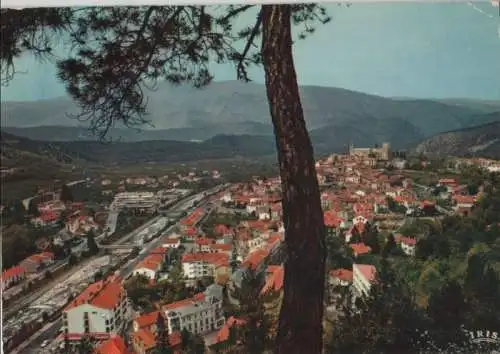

{"left": 132, "top": 267, "right": 158, "bottom": 280}
{"left": 221, "top": 193, "right": 233, "bottom": 203}
{"left": 164, "top": 285, "right": 225, "bottom": 336}
{"left": 400, "top": 241, "right": 416, "bottom": 256}
{"left": 63, "top": 300, "right": 129, "bottom": 339}
{"left": 182, "top": 261, "right": 215, "bottom": 280}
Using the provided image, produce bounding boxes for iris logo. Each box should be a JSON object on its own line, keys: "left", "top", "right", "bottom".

{"left": 466, "top": 329, "right": 500, "bottom": 345}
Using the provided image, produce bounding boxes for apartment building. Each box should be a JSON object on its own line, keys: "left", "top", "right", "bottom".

{"left": 181, "top": 253, "right": 229, "bottom": 280}
{"left": 163, "top": 284, "right": 225, "bottom": 336}
{"left": 62, "top": 275, "right": 130, "bottom": 341}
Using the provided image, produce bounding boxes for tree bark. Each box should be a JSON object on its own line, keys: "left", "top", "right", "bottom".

{"left": 261, "top": 5, "right": 326, "bottom": 354}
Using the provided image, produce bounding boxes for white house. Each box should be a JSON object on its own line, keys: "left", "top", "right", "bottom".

{"left": 181, "top": 253, "right": 229, "bottom": 280}
{"left": 62, "top": 275, "right": 130, "bottom": 341}
{"left": 352, "top": 264, "right": 377, "bottom": 300}
{"left": 395, "top": 235, "right": 417, "bottom": 256}
{"left": 163, "top": 284, "right": 225, "bottom": 336}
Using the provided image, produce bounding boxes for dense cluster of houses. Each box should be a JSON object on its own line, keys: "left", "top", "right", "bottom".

{"left": 5, "top": 149, "right": 492, "bottom": 354}
{"left": 2, "top": 198, "right": 101, "bottom": 295}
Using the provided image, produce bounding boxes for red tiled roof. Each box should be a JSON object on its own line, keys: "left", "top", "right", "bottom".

{"left": 329, "top": 268, "right": 353, "bottom": 282}
{"left": 214, "top": 224, "right": 232, "bottom": 235}
{"left": 95, "top": 336, "right": 131, "bottom": 354}
{"left": 210, "top": 243, "right": 232, "bottom": 252}
{"left": 132, "top": 329, "right": 156, "bottom": 351}
{"left": 2, "top": 265, "right": 26, "bottom": 280}
{"left": 134, "top": 311, "right": 160, "bottom": 330}
{"left": 324, "top": 211, "right": 343, "bottom": 228}
{"left": 195, "top": 237, "right": 213, "bottom": 246}
{"left": 453, "top": 195, "right": 476, "bottom": 204}
{"left": 355, "top": 264, "right": 377, "bottom": 283}
{"left": 163, "top": 293, "right": 205, "bottom": 311}
{"left": 395, "top": 235, "right": 417, "bottom": 246}
{"left": 213, "top": 316, "right": 245, "bottom": 345}
{"left": 65, "top": 276, "right": 124, "bottom": 311}
{"left": 350, "top": 243, "right": 372, "bottom": 257}
{"left": 242, "top": 249, "right": 268, "bottom": 270}
{"left": 260, "top": 265, "right": 284, "bottom": 295}
{"left": 181, "top": 252, "right": 229, "bottom": 267}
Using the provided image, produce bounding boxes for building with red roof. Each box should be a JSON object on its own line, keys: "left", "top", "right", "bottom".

{"left": 1, "top": 265, "right": 26, "bottom": 291}
{"left": 131, "top": 329, "right": 182, "bottom": 354}
{"left": 94, "top": 335, "right": 131, "bottom": 354}
{"left": 62, "top": 275, "right": 130, "bottom": 341}
{"left": 350, "top": 243, "right": 372, "bottom": 257}
{"left": 329, "top": 268, "right": 353, "bottom": 287}
{"left": 395, "top": 234, "right": 417, "bottom": 256}
{"left": 19, "top": 252, "right": 55, "bottom": 273}
{"left": 181, "top": 252, "right": 229, "bottom": 281}
{"left": 162, "top": 284, "right": 225, "bottom": 337}
{"left": 210, "top": 316, "right": 246, "bottom": 350}
{"left": 352, "top": 264, "right": 377, "bottom": 299}
{"left": 132, "top": 252, "right": 165, "bottom": 280}
{"left": 260, "top": 265, "right": 284, "bottom": 296}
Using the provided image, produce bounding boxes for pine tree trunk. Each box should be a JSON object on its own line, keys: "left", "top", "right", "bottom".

{"left": 261, "top": 5, "right": 326, "bottom": 354}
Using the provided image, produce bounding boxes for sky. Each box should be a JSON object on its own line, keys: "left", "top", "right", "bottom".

{"left": 2, "top": 2, "right": 500, "bottom": 102}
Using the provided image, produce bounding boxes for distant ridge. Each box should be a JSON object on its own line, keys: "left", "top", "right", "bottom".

{"left": 2, "top": 81, "right": 499, "bottom": 147}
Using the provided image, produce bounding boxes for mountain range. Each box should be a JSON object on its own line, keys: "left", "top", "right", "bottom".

{"left": 2, "top": 81, "right": 500, "bottom": 152}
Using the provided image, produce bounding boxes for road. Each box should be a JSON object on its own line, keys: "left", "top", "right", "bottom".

{"left": 11, "top": 320, "right": 62, "bottom": 354}
{"left": 8, "top": 185, "right": 225, "bottom": 354}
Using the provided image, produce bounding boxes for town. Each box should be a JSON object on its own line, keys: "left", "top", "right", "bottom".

{"left": 2, "top": 142, "right": 500, "bottom": 354}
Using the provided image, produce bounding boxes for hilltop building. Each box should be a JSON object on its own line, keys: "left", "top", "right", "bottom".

{"left": 349, "top": 143, "right": 391, "bottom": 161}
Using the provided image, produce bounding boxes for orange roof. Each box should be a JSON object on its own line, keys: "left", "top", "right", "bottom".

{"left": 195, "top": 237, "right": 214, "bottom": 246}
{"left": 132, "top": 329, "right": 156, "bottom": 351}
{"left": 329, "top": 268, "right": 353, "bottom": 282}
{"left": 134, "top": 311, "right": 160, "bottom": 330}
{"left": 95, "top": 336, "right": 130, "bottom": 354}
{"left": 355, "top": 264, "right": 377, "bottom": 283}
{"left": 214, "top": 224, "right": 232, "bottom": 235}
{"left": 92, "top": 278, "right": 124, "bottom": 309}
{"left": 260, "top": 265, "right": 284, "bottom": 295}
{"left": 210, "top": 244, "right": 232, "bottom": 252}
{"left": 2, "top": 266, "right": 26, "bottom": 280}
{"left": 242, "top": 249, "right": 268, "bottom": 270}
{"left": 395, "top": 235, "right": 417, "bottom": 246}
{"left": 181, "top": 252, "right": 228, "bottom": 267}
{"left": 350, "top": 243, "right": 371, "bottom": 257}
{"left": 213, "top": 316, "right": 246, "bottom": 345}
{"left": 324, "top": 211, "right": 343, "bottom": 228}
{"left": 65, "top": 275, "right": 124, "bottom": 311}
{"left": 163, "top": 292, "right": 205, "bottom": 311}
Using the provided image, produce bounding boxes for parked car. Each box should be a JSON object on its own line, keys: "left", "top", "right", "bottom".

{"left": 41, "top": 340, "right": 50, "bottom": 348}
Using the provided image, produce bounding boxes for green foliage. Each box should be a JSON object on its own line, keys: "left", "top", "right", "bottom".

{"left": 180, "top": 329, "right": 205, "bottom": 354}
{"left": 2, "top": 224, "right": 40, "bottom": 269}
{"left": 226, "top": 269, "right": 274, "bottom": 352}
{"left": 327, "top": 260, "right": 433, "bottom": 353}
